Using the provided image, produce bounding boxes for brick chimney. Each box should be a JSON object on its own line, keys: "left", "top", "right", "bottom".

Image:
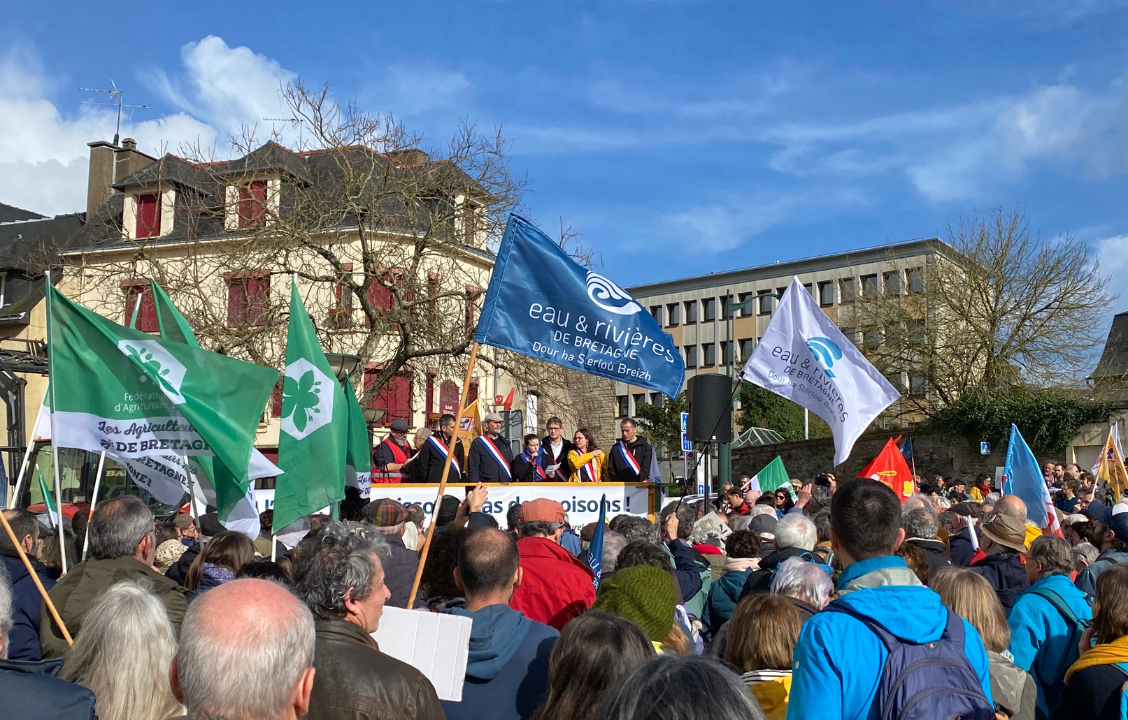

{"left": 86, "top": 137, "right": 158, "bottom": 219}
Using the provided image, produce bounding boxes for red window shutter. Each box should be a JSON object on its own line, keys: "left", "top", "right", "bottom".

{"left": 439, "top": 380, "right": 459, "bottom": 416}
{"left": 238, "top": 181, "right": 267, "bottom": 228}
{"left": 245, "top": 276, "right": 270, "bottom": 326}
{"left": 271, "top": 381, "right": 283, "bottom": 417}
{"left": 425, "top": 374, "right": 435, "bottom": 415}
{"left": 139, "top": 289, "right": 159, "bottom": 333}
{"left": 227, "top": 280, "right": 247, "bottom": 328}
{"left": 136, "top": 194, "right": 160, "bottom": 238}
{"left": 364, "top": 369, "right": 411, "bottom": 427}
{"left": 468, "top": 378, "right": 479, "bottom": 404}
{"left": 365, "top": 276, "right": 394, "bottom": 328}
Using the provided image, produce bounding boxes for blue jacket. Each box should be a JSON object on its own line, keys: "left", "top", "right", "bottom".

{"left": 0, "top": 657, "right": 96, "bottom": 720}
{"left": 702, "top": 567, "right": 755, "bottom": 638}
{"left": 442, "top": 603, "right": 559, "bottom": 720}
{"left": 1007, "top": 574, "right": 1093, "bottom": 717}
{"left": 0, "top": 554, "right": 55, "bottom": 661}
{"left": 786, "top": 556, "right": 992, "bottom": 720}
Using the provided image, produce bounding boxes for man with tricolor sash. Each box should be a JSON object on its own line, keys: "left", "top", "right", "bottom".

{"left": 408, "top": 413, "right": 466, "bottom": 483}
{"left": 606, "top": 418, "right": 653, "bottom": 483}
{"left": 468, "top": 412, "right": 515, "bottom": 483}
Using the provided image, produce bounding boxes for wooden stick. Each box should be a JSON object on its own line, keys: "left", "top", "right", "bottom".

{"left": 0, "top": 508, "right": 72, "bottom": 645}
{"left": 81, "top": 451, "right": 106, "bottom": 562}
{"left": 407, "top": 342, "right": 480, "bottom": 604}
{"left": 52, "top": 441, "right": 67, "bottom": 576}
{"left": 7, "top": 431, "right": 37, "bottom": 510}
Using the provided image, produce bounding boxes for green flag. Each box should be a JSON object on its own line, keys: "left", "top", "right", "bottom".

{"left": 36, "top": 467, "right": 58, "bottom": 528}
{"left": 749, "top": 456, "right": 790, "bottom": 494}
{"left": 44, "top": 281, "right": 277, "bottom": 497}
{"left": 273, "top": 279, "right": 347, "bottom": 531}
{"left": 149, "top": 280, "right": 278, "bottom": 534}
{"left": 343, "top": 377, "right": 373, "bottom": 498}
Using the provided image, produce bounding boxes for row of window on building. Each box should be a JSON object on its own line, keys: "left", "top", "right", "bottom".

{"left": 647, "top": 267, "right": 925, "bottom": 329}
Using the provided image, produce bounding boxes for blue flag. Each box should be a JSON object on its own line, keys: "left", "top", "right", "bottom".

{"left": 899, "top": 437, "right": 913, "bottom": 461}
{"left": 1003, "top": 424, "right": 1060, "bottom": 534}
{"left": 475, "top": 216, "right": 685, "bottom": 399}
{"left": 587, "top": 493, "right": 607, "bottom": 589}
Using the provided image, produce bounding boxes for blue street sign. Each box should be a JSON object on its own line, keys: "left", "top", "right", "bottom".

{"left": 980, "top": 441, "right": 991, "bottom": 456}
{"left": 680, "top": 412, "right": 692, "bottom": 452}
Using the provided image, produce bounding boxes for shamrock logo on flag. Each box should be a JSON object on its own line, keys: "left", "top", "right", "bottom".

{"left": 280, "top": 358, "right": 335, "bottom": 440}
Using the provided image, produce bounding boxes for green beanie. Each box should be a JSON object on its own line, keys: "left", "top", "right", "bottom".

{"left": 592, "top": 565, "right": 675, "bottom": 642}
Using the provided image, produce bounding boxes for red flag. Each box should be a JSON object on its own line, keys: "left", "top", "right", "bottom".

{"left": 858, "top": 437, "right": 915, "bottom": 503}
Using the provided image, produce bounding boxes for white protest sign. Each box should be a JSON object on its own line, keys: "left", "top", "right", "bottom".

{"left": 372, "top": 606, "right": 472, "bottom": 702}
{"left": 254, "top": 483, "right": 654, "bottom": 527}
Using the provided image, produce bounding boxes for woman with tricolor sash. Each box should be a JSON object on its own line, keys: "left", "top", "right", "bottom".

{"left": 567, "top": 428, "right": 608, "bottom": 483}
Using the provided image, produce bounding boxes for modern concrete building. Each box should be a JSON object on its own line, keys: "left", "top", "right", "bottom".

{"left": 612, "top": 238, "right": 957, "bottom": 419}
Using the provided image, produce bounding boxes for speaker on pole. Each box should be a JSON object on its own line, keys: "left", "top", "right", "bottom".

{"left": 686, "top": 374, "right": 733, "bottom": 443}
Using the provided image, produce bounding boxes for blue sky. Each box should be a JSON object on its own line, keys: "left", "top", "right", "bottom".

{"left": 2, "top": 0, "right": 1126, "bottom": 316}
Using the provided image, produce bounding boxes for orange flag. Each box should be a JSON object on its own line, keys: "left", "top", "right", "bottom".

{"left": 858, "top": 437, "right": 915, "bottom": 503}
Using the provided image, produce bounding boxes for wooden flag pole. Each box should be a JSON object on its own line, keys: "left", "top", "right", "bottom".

{"left": 407, "top": 342, "right": 480, "bottom": 604}
{"left": 81, "top": 451, "right": 106, "bottom": 562}
{"left": 7, "top": 431, "right": 37, "bottom": 510}
{"left": 0, "top": 507, "right": 72, "bottom": 645}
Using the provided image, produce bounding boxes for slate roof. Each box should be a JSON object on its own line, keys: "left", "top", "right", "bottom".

{"left": 111, "top": 155, "right": 214, "bottom": 196}
{"left": 208, "top": 141, "right": 313, "bottom": 183}
{"left": 0, "top": 211, "right": 85, "bottom": 321}
{"left": 0, "top": 203, "right": 46, "bottom": 223}
{"left": 1092, "top": 312, "right": 1128, "bottom": 381}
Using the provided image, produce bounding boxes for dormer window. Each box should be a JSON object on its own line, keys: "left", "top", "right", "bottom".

{"left": 123, "top": 189, "right": 175, "bottom": 240}
{"left": 226, "top": 178, "right": 281, "bottom": 231}
{"left": 455, "top": 195, "right": 483, "bottom": 245}
{"left": 136, "top": 194, "right": 161, "bottom": 238}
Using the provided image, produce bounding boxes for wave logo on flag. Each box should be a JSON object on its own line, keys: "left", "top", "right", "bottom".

{"left": 117, "top": 340, "right": 187, "bottom": 404}
{"left": 280, "top": 358, "right": 336, "bottom": 440}
{"left": 805, "top": 337, "right": 843, "bottom": 378}
{"left": 586, "top": 272, "right": 643, "bottom": 316}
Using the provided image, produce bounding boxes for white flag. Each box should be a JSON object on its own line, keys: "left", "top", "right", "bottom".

{"left": 740, "top": 277, "right": 901, "bottom": 466}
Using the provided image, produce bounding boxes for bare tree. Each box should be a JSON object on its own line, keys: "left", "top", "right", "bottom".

{"left": 853, "top": 206, "right": 1116, "bottom": 418}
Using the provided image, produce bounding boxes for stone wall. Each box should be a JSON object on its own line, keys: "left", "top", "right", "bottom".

{"left": 732, "top": 429, "right": 1058, "bottom": 482}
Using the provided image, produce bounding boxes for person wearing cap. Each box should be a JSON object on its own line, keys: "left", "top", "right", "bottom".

{"left": 1073, "top": 515, "right": 1128, "bottom": 596}
{"left": 362, "top": 498, "right": 425, "bottom": 609}
{"left": 968, "top": 510, "right": 1031, "bottom": 616}
{"left": 469, "top": 412, "right": 516, "bottom": 484}
{"left": 409, "top": 413, "right": 466, "bottom": 484}
{"left": 607, "top": 418, "right": 654, "bottom": 483}
{"left": 373, "top": 419, "right": 415, "bottom": 483}
{"left": 1008, "top": 535, "right": 1093, "bottom": 716}
{"left": 166, "top": 511, "right": 225, "bottom": 586}
{"left": 541, "top": 416, "right": 575, "bottom": 481}
{"left": 508, "top": 499, "right": 595, "bottom": 630}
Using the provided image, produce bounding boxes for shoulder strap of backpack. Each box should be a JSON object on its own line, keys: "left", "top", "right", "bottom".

{"left": 823, "top": 601, "right": 899, "bottom": 654}
{"left": 1027, "top": 587, "right": 1081, "bottom": 624}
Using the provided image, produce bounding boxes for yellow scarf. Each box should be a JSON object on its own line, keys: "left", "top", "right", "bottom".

{"left": 1065, "top": 635, "right": 1128, "bottom": 683}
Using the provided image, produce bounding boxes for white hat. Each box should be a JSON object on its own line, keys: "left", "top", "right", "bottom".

{"left": 1113, "top": 503, "right": 1128, "bottom": 517}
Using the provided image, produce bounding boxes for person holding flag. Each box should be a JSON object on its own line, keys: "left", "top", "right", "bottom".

{"left": 607, "top": 418, "right": 654, "bottom": 483}
{"left": 468, "top": 412, "right": 515, "bottom": 484}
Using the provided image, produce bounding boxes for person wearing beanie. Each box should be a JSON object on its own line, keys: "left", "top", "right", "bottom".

{"left": 362, "top": 498, "right": 425, "bottom": 608}
{"left": 593, "top": 565, "right": 679, "bottom": 653}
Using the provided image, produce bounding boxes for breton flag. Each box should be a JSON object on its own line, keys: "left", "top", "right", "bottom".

{"left": 745, "top": 456, "right": 790, "bottom": 494}
{"left": 44, "top": 281, "right": 278, "bottom": 520}
{"left": 859, "top": 437, "right": 915, "bottom": 502}
{"left": 1002, "top": 424, "right": 1062, "bottom": 536}
{"left": 273, "top": 279, "right": 347, "bottom": 531}
{"left": 1094, "top": 425, "right": 1128, "bottom": 500}
{"left": 740, "top": 278, "right": 900, "bottom": 466}
{"left": 475, "top": 215, "right": 685, "bottom": 399}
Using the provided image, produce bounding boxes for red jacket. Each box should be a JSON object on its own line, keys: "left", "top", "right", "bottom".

{"left": 510, "top": 536, "right": 595, "bottom": 630}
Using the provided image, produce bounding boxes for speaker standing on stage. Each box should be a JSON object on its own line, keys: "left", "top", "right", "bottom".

{"left": 608, "top": 418, "right": 654, "bottom": 483}
{"left": 372, "top": 418, "right": 415, "bottom": 483}
{"left": 512, "top": 434, "right": 558, "bottom": 482}
{"left": 468, "top": 412, "right": 515, "bottom": 483}
{"left": 409, "top": 413, "right": 465, "bottom": 483}
{"left": 541, "top": 417, "right": 575, "bottom": 480}
{"left": 567, "top": 428, "right": 607, "bottom": 483}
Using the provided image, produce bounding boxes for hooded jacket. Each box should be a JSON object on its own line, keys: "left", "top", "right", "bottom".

{"left": 786, "top": 556, "right": 993, "bottom": 720}
{"left": 0, "top": 554, "right": 56, "bottom": 661}
{"left": 742, "top": 670, "right": 792, "bottom": 720}
{"left": 987, "top": 650, "right": 1037, "bottom": 720}
{"left": 509, "top": 536, "right": 595, "bottom": 630}
{"left": 702, "top": 562, "right": 757, "bottom": 638}
{"left": 1007, "top": 573, "right": 1093, "bottom": 717}
{"left": 41, "top": 555, "right": 191, "bottom": 659}
{"left": 968, "top": 551, "right": 1029, "bottom": 616}
{"left": 0, "top": 657, "right": 96, "bottom": 720}
{"left": 1073, "top": 549, "right": 1128, "bottom": 596}
{"left": 306, "top": 619, "right": 445, "bottom": 720}
{"left": 441, "top": 604, "right": 558, "bottom": 720}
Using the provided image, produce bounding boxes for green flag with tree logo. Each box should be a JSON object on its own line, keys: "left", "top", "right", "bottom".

{"left": 343, "top": 377, "right": 372, "bottom": 499}
{"left": 273, "top": 279, "right": 347, "bottom": 531}
{"left": 44, "top": 281, "right": 277, "bottom": 501}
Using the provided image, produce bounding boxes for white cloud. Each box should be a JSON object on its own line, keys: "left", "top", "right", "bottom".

{"left": 380, "top": 65, "right": 471, "bottom": 117}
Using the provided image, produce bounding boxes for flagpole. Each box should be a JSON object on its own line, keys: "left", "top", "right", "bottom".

{"left": 271, "top": 534, "right": 278, "bottom": 562}
{"left": 44, "top": 278, "right": 67, "bottom": 575}
{"left": 0, "top": 508, "right": 72, "bottom": 645}
{"left": 7, "top": 431, "right": 36, "bottom": 510}
{"left": 81, "top": 451, "right": 106, "bottom": 562}
{"left": 408, "top": 341, "right": 480, "bottom": 604}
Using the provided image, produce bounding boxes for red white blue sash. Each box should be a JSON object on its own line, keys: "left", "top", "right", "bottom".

{"left": 616, "top": 441, "right": 641, "bottom": 476}
{"left": 478, "top": 436, "right": 512, "bottom": 480}
{"left": 427, "top": 435, "right": 461, "bottom": 478}
{"left": 524, "top": 450, "right": 546, "bottom": 480}
{"left": 581, "top": 455, "right": 600, "bottom": 483}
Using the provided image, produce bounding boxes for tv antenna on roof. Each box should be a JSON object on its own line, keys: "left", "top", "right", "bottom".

{"left": 81, "top": 80, "right": 150, "bottom": 146}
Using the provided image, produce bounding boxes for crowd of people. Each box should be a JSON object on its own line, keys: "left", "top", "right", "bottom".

{"left": 374, "top": 415, "right": 656, "bottom": 484}
{"left": 2, "top": 426, "right": 1128, "bottom": 720}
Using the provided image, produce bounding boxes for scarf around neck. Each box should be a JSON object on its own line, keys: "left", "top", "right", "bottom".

{"left": 1065, "top": 634, "right": 1128, "bottom": 683}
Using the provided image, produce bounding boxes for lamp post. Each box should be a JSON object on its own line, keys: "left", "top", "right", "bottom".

{"left": 322, "top": 352, "right": 362, "bottom": 382}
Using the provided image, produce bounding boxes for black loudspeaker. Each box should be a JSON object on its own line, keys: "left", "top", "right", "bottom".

{"left": 687, "top": 374, "right": 733, "bottom": 443}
